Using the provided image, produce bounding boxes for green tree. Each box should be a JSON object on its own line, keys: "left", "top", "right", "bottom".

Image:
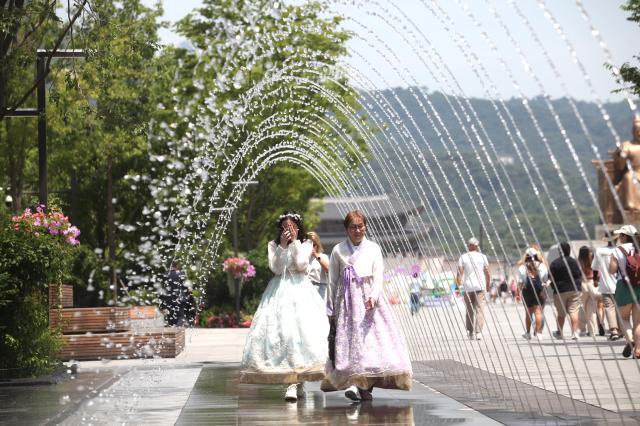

{"left": 130, "top": 0, "right": 368, "bottom": 305}
{"left": 611, "top": 0, "right": 640, "bottom": 96}
{"left": 43, "top": 0, "right": 165, "bottom": 300}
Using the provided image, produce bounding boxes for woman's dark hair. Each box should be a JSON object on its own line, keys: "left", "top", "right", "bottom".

{"left": 274, "top": 210, "right": 307, "bottom": 244}
{"left": 578, "top": 245, "right": 593, "bottom": 276}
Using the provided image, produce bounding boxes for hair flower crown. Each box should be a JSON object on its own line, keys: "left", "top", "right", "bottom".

{"left": 278, "top": 212, "right": 301, "bottom": 221}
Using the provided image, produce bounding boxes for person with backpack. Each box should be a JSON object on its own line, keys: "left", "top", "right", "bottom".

{"left": 518, "top": 248, "right": 548, "bottom": 341}
{"left": 592, "top": 232, "right": 621, "bottom": 341}
{"left": 549, "top": 242, "right": 583, "bottom": 341}
{"left": 608, "top": 225, "right": 640, "bottom": 359}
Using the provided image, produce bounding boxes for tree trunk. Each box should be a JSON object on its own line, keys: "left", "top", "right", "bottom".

{"left": 107, "top": 158, "right": 117, "bottom": 304}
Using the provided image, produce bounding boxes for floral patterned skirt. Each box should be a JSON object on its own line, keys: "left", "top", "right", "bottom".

{"left": 321, "top": 277, "right": 412, "bottom": 391}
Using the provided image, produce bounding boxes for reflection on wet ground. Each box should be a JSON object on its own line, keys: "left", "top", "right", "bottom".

{"left": 0, "top": 365, "right": 496, "bottom": 425}
{"left": 176, "top": 366, "right": 476, "bottom": 425}
{"left": 0, "top": 369, "right": 119, "bottom": 425}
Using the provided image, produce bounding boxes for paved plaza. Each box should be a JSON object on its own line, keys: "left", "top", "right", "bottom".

{"left": 1, "top": 300, "right": 640, "bottom": 425}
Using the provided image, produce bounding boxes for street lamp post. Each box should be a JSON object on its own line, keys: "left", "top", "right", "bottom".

{"left": 3, "top": 49, "right": 85, "bottom": 208}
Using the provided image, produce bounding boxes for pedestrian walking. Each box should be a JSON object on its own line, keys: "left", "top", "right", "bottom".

{"left": 240, "top": 211, "right": 328, "bottom": 402}
{"left": 518, "top": 248, "right": 548, "bottom": 341}
{"left": 456, "top": 237, "right": 490, "bottom": 340}
{"left": 592, "top": 232, "right": 621, "bottom": 340}
{"left": 578, "top": 246, "right": 600, "bottom": 337}
{"left": 306, "top": 231, "right": 330, "bottom": 301}
{"left": 549, "top": 242, "right": 583, "bottom": 341}
{"left": 321, "top": 210, "right": 412, "bottom": 401}
{"left": 608, "top": 225, "right": 640, "bottom": 359}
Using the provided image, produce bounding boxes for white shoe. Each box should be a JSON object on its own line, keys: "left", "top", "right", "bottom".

{"left": 571, "top": 332, "right": 580, "bottom": 341}
{"left": 296, "top": 382, "right": 305, "bottom": 398}
{"left": 285, "top": 384, "right": 298, "bottom": 402}
{"left": 345, "top": 385, "right": 360, "bottom": 401}
{"left": 535, "top": 333, "right": 544, "bottom": 342}
{"left": 476, "top": 333, "right": 483, "bottom": 341}
{"left": 522, "top": 332, "right": 531, "bottom": 340}
{"left": 468, "top": 333, "right": 476, "bottom": 341}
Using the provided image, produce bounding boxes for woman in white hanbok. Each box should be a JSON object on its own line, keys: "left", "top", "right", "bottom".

{"left": 240, "top": 211, "right": 328, "bottom": 402}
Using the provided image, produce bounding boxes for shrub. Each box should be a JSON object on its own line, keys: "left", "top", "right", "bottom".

{"left": 0, "top": 293, "right": 62, "bottom": 377}
{"left": 0, "top": 208, "right": 79, "bottom": 377}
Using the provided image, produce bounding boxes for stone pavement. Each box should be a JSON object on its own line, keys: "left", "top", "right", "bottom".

{"left": 2, "top": 303, "right": 640, "bottom": 425}
{"left": 0, "top": 329, "right": 500, "bottom": 426}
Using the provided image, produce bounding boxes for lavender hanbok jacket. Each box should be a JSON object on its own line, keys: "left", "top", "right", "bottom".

{"left": 321, "top": 237, "right": 412, "bottom": 391}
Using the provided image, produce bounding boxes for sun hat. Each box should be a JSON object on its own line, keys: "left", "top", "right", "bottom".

{"left": 525, "top": 247, "right": 538, "bottom": 258}
{"left": 613, "top": 225, "right": 638, "bottom": 237}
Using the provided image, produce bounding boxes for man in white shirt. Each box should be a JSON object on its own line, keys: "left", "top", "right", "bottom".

{"left": 456, "top": 237, "right": 491, "bottom": 340}
{"left": 591, "top": 232, "right": 620, "bottom": 340}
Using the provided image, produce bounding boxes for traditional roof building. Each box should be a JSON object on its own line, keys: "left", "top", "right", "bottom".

{"left": 310, "top": 194, "right": 429, "bottom": 255}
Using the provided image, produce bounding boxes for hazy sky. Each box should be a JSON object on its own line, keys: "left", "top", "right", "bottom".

{"left": 148, "top": 0, "right": 640, "bottom": 102}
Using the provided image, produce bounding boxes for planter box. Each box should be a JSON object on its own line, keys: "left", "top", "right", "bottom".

{"left": 48, "top": 284, "right": 73, "bottom": 308}
{"left": 58, "top": 328, "right": 185, "bottom": 361}
{"left": 49, "top": 307, "right": 130, "bottom": 333}
{"left": 129, "top": 306, "right": 158, "bottom": 319}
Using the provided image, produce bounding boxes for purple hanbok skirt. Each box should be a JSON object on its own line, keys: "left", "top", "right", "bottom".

{"left": 321, "top": 274, "right": 412, "bottom": 391}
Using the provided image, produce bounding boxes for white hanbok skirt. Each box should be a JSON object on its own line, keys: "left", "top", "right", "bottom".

{"left": 240, "top": 271, "right": 328, "bottom": 384}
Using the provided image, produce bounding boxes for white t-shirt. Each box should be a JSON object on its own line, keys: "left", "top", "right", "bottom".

{"left": 458, "top": 251, "right": 489, "bottom": 292}
{"left": 591, "top": 246, "right": 617, "bottom": 294}
{"left": 307, "top": 253, "right": 329, "bottom": 284}
{"left": 612, "top": 242, "right": 635, "bottom": 279}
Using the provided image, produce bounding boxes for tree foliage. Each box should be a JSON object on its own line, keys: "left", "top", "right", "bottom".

{"left": 611, "top": 0, "right": 640, "bottom": 97}
{"left": 126, "top": 0, "right": 367, "bottom": 297}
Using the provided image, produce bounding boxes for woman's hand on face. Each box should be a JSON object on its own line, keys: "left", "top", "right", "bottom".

{"left": 287, "top": 224, "right": 298, "bottom": 241}
{"left": 280, "top": 229, "right": 290, "bottom": 246}
{"left": 364, "top": 297, "right": 377, "bottom": 310}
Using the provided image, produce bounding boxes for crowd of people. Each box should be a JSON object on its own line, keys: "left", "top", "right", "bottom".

{"left": 158, "top": 210, "right": 640, "bottom": 403}
{"left": 455, "top": 226, "right": 640, "bottom": 360}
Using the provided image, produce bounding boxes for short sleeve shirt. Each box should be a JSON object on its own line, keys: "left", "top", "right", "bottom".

{"left": 458, "top": 251, "right": 489, "bottom": 292}
{"left": 612, "top": 243, "right": 635, "bottom": 278}
{"left": 591, "top": 246, "right": 617, "bottom": 293}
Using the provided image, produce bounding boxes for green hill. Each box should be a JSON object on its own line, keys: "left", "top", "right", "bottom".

{"left": 361, "top": 88, "right": 634, "bottom": 254}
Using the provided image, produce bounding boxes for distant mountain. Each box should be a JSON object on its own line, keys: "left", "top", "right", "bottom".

{"left": 359, "top": 88, "right": 633, "bottom": 254}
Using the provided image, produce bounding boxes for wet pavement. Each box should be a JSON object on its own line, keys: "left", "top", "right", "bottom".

{"left": 175, "top": 366, "right": 495, "bottom": 425}
{"left": 2, "top": 328, "right": 639, "bottom": 425}
{"left": 0, "top": 363, "right": 499, "bottom": 425}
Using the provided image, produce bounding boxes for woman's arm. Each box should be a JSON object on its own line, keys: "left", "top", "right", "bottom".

{"left": 268, "top": 241, "right": 287, "bottom": 275}
{"left": 318, "top": 253, "right": 330, "bottom": 273}
{"left": 290, "top": 240, "right": 312, "bottom": 272}
{"left": 368, "top": 244, "right": 384, "bottom": 304}
{"left": 326, "top": 248, "right": 341, "bottom": 317}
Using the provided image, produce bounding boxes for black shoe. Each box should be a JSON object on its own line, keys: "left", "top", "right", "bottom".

{"left": 623, "top": 342, "right": 633, "bottom": 358}
{"left": 598, "top": 324, "right": 605, "bottom": 336}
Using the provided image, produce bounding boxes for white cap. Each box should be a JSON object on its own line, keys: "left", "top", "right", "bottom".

{"left": 467, "top": 237, "right": 479, "bottom": 246}
{"left": 613, "top": 225, "right": 638, "bottom": 237}
{"left": 525, "top": 247, "right": 538, "bottom": 258}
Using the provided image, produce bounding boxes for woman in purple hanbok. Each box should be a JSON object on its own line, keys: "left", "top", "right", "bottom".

{"left": 321, "top": 210, "right": 412, "bottom": 401}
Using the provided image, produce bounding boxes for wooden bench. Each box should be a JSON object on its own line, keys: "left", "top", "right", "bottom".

{"left": 49, "top": 307, "right": 130, "bottom": 334}
{"left": 59, "top": 328, "right": 185, "bottom": 361}
{"left": 48, "top": 284, "right": 73, "bottom": 308}
{"left": 49, "top": 284, "right": 185, "bottom": 361}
